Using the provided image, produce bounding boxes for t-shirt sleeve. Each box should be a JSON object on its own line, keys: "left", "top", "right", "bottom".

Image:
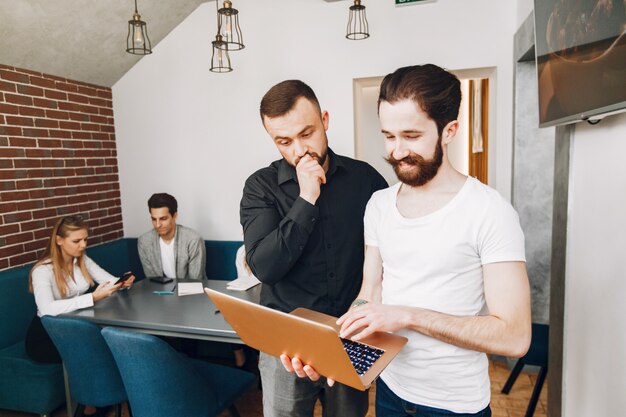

{"left": 478, "top": 197, "right": 526, "bottom": 265}
{"left": 364, "top": 191, "right": 383, "bottom": 247}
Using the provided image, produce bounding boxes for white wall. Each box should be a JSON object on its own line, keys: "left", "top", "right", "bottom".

{"left": 516, "top": 0, "right": 534, "bottom": 28}
{"left": 113, "top": 0, "right": 517, "bottom": 239}
{"left": 450, "top": 79, "right": 470, "bottom": 176}
{"left": 354, "top": 82, "right": 398, "bottom": 186}
{"left": 563, "top": 112, "right": 626, "bottom": 417}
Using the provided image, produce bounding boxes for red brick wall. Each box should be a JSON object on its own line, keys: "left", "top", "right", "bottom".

{"left": 0, "top": 64, "right": 123, "bottom": 270}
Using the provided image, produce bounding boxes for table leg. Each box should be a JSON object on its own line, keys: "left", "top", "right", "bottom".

{"left": 63, "top": 363, "right": 76, "bottom": 417}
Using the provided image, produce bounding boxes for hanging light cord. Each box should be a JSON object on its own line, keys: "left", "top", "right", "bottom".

{"left": 134, "top": 0, "right": 138, "bottom": 14}
{"left": 215, "top": 0, "right": 221, "bottom": 30}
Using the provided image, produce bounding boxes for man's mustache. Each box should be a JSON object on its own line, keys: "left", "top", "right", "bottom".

{"left": 385, "top": 153, "right": 425, "bottom": 167}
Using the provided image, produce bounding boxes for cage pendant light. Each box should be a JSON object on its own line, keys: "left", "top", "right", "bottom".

{"left": 126, "top": 0, "right": 152, "bottom": 54}
{"left": 346, "top": 0, "right": 370, "bottom": 40}
{"left": 216, "top": 0, "right": 244, "bottom": 51}
{"left": 210, "top": 35, "right": 233, "bottom": 73}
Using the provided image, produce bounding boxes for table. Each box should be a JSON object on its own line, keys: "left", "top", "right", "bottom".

{"left": 61, "top": 279, "right": 260, "bottom": 415}
{"left": 65, "top": 279, "right": 260, "bottom": 343}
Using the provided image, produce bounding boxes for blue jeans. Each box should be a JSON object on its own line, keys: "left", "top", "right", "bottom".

{"left": 375, "top": 378, "right": 492, "bottom": 417}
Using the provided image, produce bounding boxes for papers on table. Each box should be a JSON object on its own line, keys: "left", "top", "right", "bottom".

{"left": 177, "top": 281, "right": 204, "bottom": 296}
{"left": 227, "top": 275, "right": 261, "bottom": 291}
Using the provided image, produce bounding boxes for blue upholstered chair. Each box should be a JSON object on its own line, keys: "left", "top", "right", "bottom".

{"left": 102, "top": 327, "right": 256, "bottom": 417}
{"left": 501, "top": 323, "right": 549, "bottom": 417}
{"left": 41, "top": 316, "right": 129, "bottom": 417}
{"left": 0, "top": 264, "right": 65, "bottom": 417}
{"left": 204, "top": 240, "right": 243, "bottom": 279}
{"left": 87, "top": 238, "right": 145, "bottom": 281}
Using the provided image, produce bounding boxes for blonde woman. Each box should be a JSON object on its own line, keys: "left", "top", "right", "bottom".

{"left": 25, "top": 215, "right": 134, "bottom": 364}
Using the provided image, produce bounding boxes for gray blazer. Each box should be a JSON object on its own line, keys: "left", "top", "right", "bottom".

{"left": 137, "top": 224, "right": 207, "bottom": 280}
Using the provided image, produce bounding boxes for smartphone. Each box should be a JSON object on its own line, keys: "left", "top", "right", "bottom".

{"left": 150, "top": 277, "right": 174, "bottom": 284}
{"left": 118, "top": 271, "right": 133, "bottom": 283}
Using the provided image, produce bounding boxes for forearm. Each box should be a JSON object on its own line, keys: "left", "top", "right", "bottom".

{"left": 245, "top": 218, "right": 311, "bottom": 284}
{"left": 35, "top": 291, "right": 94, "bottom": 316}
{"left": 406, "top": 308, "right": 530, "bottom": 358}
{"left": 354, "top": 245, "right": 383, "bottom": 304}
{"left": 353, "top": 283, "right": 381, "bottom": 305}
{"left": 353, "top": 277, "right": 381, "bottom": 304}
{"left": 242, "top": 197, "right": 318, "bottom": 284}
{"left": 403, "top": 263, "right": 531, "bottom": 357}
{"left": 341, "top": 261, "right": 531, "bottom": 357}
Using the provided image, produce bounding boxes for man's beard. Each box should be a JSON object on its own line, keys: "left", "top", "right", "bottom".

{"left": 312, "top": 150, "right": 328, "bottom": 167}
{"left": 385, "top": 137, "right": 443, "bottom": 187}
{"left": 294, "top": 148, "right": 328, "bottom": 168}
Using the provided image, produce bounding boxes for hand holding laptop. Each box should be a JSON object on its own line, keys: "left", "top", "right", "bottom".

{"left": 279, "top": 301, "right": 393, "bottom": 386}
{"left": 205, "top": 288, "right": 407, "bottom": 391}
{"left": 280, "top": 354, "right": 336, "bottom": 386}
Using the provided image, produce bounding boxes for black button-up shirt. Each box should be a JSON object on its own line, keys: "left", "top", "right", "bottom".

{"left": 240, "top": 148, "right": 388, "bottom": 316}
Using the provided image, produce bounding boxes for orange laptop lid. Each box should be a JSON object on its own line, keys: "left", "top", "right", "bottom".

{"left": 205, "top": 288, "right": 407, "bottom": 390}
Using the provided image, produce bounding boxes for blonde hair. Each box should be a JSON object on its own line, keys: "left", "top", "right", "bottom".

{"left": 29, "top": 215, "right": 94, "bottom": 297}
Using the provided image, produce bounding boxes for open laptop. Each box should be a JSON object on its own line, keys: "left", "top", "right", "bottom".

{"left": 205, "top": 288, "right": 407, "bottom": 391}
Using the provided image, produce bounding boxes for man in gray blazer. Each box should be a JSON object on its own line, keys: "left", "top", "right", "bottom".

{"left": 138, "top": 193, "right": 207, "bottom": 280}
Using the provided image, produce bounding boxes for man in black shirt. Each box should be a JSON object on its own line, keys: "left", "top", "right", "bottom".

{"left": 240, "top": 80, "right": 387, "bottom": 417}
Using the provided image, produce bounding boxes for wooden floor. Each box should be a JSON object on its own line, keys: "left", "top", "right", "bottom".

{"left": 0, "top": 360, "right": 547, "bottom": 417}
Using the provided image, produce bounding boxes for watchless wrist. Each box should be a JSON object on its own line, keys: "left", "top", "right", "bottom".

{"left": 299, "top": 193, "right": 318, "bottom": 206}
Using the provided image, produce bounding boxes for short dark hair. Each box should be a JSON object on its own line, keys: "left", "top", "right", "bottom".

{"left": 378, "top": 64, "right": 461, "bottom": 135}
{"left": 260, "top": 80, "right": 321, "bottom": 121}
{"left": 147, "top": 193, "right": 178, "bottom": 215}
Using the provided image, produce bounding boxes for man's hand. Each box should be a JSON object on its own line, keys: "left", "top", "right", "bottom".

{"left": 279, "top": 354, "right": 335, "bottom": 386}
{"left": 296, "top": 154, "right": 326, "bottom": 205}
{"left": 337, "top": 303, "right": 413, "bottom": 341}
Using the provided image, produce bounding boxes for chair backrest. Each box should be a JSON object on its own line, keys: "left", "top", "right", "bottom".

{"left": 205, "top": 240, "right": 243, "bottom": 280}
{"left": 40, "top": 316, "right": 127, "bottom": 407}
{"left": 87, "top": 238, "right": 145, "bottom": 280}
{"left": 0, "top": 264, "right": 36, "bottom": 349}
{"left": 101, "top": 327, "right": 219, "bottom": 417}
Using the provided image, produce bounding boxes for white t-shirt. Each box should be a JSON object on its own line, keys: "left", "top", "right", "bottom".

{"left": 32, "top": 256, "right": 117, "bottom": 317}
{"left": 364, "top": 176, "right": 525, "bottom": 413}
{"left": 159, "top": 236, "right": 176, "bottom": 278}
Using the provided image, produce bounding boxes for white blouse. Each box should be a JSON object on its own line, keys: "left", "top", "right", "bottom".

{"left": 32, "top": 255, "right": 116, "bottom": 317}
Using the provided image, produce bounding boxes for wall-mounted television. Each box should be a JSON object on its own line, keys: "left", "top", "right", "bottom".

{"left": 534, "top": 0, "right": 626, "bottom": 127}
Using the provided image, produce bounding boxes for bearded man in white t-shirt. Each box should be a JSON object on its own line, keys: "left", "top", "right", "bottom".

{"left": 282, "top": 65, "right": 531, "bottom": 417}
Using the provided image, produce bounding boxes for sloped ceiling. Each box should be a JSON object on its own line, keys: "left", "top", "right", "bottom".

{"left": 0, "top": 0, "right": 208, "bottom": 87}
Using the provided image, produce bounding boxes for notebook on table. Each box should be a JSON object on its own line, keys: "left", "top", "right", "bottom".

{"left": 204, "top": 288, "right": 407, "bottom": 391}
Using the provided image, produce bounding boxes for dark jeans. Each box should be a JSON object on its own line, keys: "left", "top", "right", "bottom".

{"left": 375, "top": 378, "right": 492, "bottom": 417}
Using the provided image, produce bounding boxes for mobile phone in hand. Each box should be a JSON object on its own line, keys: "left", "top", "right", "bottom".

{"left": 118, "top": 271, "right": 133, "bottom": 283}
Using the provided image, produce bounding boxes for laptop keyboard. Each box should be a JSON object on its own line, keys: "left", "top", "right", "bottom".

{"left": 340, "top": 338, "right": 385, "bottom": 375}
